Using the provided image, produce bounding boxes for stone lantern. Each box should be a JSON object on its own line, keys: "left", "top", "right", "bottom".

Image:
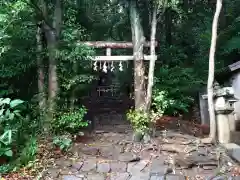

{"left": 214, "top": 87, "right": 238, "bottom": 144}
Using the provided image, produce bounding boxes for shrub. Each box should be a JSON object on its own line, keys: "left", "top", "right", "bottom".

{"left": 53, "top": 105, "right": 89, "bottom": 134}
{"left": 53, "top": 135, "right": 72, "bottom": 151}
{"left": 153, "top": 66, "right": 197, "bottom": 115}
{"left": 126, "top": 109, "right": 150, "bottom": 135}
{"left": 0, "top": 97, "right": 38, "bottom": 173}
{"left": 0, "top": 98, "right": 25, "bottom": 161}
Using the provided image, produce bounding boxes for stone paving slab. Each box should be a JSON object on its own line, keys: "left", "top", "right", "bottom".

{"left": 87, "top": 172, "right": 105, "bottom": 180}
{"left": 97, "top": 162, "right": 110, "bottom": 173}
{"left": 150, "top": 175, "right": 186, "bottom": 180}
{"left": 127, "top": 160, "right": 149, "bottom": 174}
{"left": 108, "top": 172, "right": 130, "bottom": 180}
{"left": 80, "top": 159, "right": 97, "bottom": 172}
{"left": 110, "top": 161, "right": 127, "bottom": 172}
{"left": 129, "top": 172, "right": 150, "bottom": 180}
{"left": 62, "top": 175, "right": 82, "bottom": 180}
{"left": 150, "top": 156, "right": 168, "bottom": 174}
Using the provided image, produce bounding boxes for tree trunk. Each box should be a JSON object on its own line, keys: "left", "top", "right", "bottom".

{"left": 146, "top": 6, "right": 157, "bottom": 112}
{"left": 203, "top": 0, "right": 222, "bottom": 144}
{"left": 165, "top": 8, "right": 172, "bottom": 46}
{"left": 39, "top": 0, "right": 62, "bottom": 131}
{"left": 36, "top": 22, "right": 46, "bottom": 116}
{"left": 47, "top": 0, "right": 62, "bottom": 120}
{"left": 47, "top": 32, "right": 58, "bottom": 119}
{"left": 70, "top": 62, "right": 77, "bottom": 110}
{"left": 129, "top": 0, "right": 146, "bottom": 110}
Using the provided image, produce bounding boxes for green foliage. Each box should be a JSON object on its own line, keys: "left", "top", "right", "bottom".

{"left": 152, "top": 90, "right": 175, "bottom": 116}
{"left": 53, "top": 106, "right": 89, "bottom": 134}
{"left": 53, "top": 135, "right": 72, "bottom": 151}
{"left": 0, "top": 97, "right": 38, "bottom": 172}
{"left": 153, "top": 66, "right": 197, "bottom": 115}
{"left": 126, "top": 109, "right": 150, "bottom": 134}
{"left": 0, "top": 164, "right": 12, "bottom": 174}
{"left": 0, "top": 130, "right": 13, "bottom": 157}
{"left": 57, "top": 1, "right": 97, "bottom": 101}
{"left": 16, "top": 137, "right": 37, "bottom": 166}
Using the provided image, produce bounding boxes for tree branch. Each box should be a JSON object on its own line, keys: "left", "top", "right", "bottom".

{"left": 23, "top": 0, "right": 54, "bottom": 30}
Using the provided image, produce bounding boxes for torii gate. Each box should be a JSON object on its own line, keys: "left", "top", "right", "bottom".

{"left": 81, "top": 41, "right": 158, "bottom": 72}
{"left": 81, "top": 41, "right": 158, "bottom": 110}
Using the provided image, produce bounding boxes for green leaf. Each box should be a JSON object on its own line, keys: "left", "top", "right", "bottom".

{"left": 0, "top": 98, "right": 11, "bottom": 105}
{"left": 0, "top": 109, "right": 4, "bottom": 115}
{"left": 60, "top": 144, "right": 65, "bottom": 150}
{"left": 10, "top": 99, "right": 24, "bottom": 108}
{"left": 4, "top": 149, "right": 13, "bottom": 157}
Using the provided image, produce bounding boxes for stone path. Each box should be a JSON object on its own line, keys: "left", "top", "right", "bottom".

{"left": 43, "top": 123, "right": 238, "bottom": 180}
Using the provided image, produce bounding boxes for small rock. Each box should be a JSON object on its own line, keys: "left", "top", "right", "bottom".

{"left": 97, "top": 162, "right": 110, "bottom": 173}
{"left": 118, "top": 152, "right": 135, "bottom": 162}
{"left": 110, "top": 161, "right": 127, "bottom": 172}
{"left": 81, "top": 159, "right": 96, "bottom": 172}
{"left": 109, "top": 172, "right": 130, "bottom": 180}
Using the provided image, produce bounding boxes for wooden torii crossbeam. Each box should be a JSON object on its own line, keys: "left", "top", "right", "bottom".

{"left": 80, "top": 41, "right": 158, "bottom": 61}
{"left": 82, "top": 41, "right": 158, "bottom": 48}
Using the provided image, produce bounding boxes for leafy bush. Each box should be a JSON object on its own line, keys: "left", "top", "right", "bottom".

{"left": 126, "top": 109, "right": 150, "bottom": 135}
{"left": 0, "top": 98, "right": 25, "bottom": 159}
{"left": 53, "top": 106, "right": 89, "bottom": 134}
{"left": 0, "top": 97, "right": 38, "bottom": 173}
{"left": 16, "top": 137, "right": 37, "bottom": 166}
{"left": 53, "top": 135, "right": 72, "bottom": 151}
{"left": 153, "top": 66, "right": 197, "bottom": 115}
{"left": 152, "top": 90, "right": 175, "bottom": 116}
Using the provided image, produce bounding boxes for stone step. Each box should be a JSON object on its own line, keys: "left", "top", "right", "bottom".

{"left": 223, "top": 143, "right": 240, "bottom": 163}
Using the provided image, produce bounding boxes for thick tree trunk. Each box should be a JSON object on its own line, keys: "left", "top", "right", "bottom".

{"left": 165, "top": 8, "right": 172, "bottom": 45}
{"left": 129, "top": 0, "right": 146, "bottom": 110}
{"left": 36, "top": 23, "right": 46, "bottom": 116}
{"left": 39, "top": 0, "right": 61, "bottom": 131}
{"left": 146, "top": 6, "right": 157, "bottom": 112}
{"left": 47, "top": 33, "right": 58, "bottom": 119}
{"left": 203, "top": 0, "right": 222, "bottom": 144}
{"left": 47, "top": 0, "right": 61, "bottom": 120}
